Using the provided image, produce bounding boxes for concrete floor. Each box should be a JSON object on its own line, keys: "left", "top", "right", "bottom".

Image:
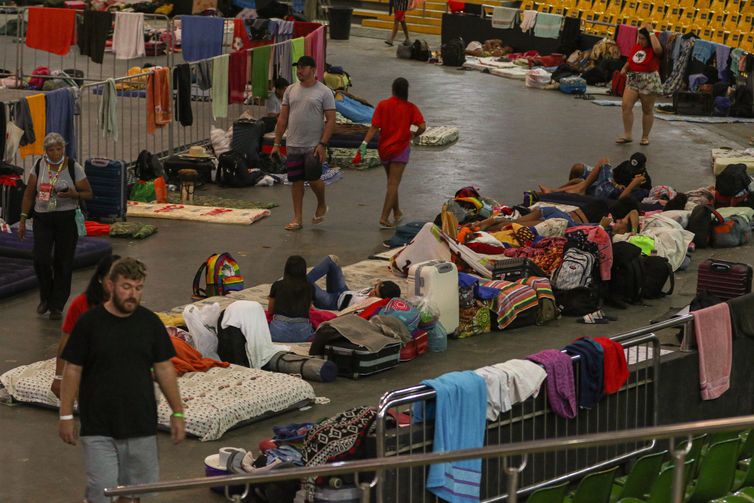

{"left": 2, "top": 35, "right": 754, "bottom": 502}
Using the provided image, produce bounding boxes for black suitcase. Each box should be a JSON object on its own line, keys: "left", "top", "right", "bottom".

{"left": 0, "top": 174, "right": 24, "bottom": 225}
{"left": 84, "top": 158, "right": 128, "bottom": 222}
{"left": 162, "top": 155, "right": 214, "bottom": 185}
{"left": 673, "top": 91, "right": 713, "bottom": 116}
{"left": 231, "top": 119, "right": 265, "bottom": 164}
{"left": 488, "top": 257, "right": 546, "bottom": 281}
{"left": 697, "top": 259, "right": 753, "bottom": 301}
{"left": 324, "top": 339, "right": 401, "bottom": 379}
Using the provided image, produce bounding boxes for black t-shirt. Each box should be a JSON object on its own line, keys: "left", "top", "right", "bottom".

{"left": 61, "top": 305, "right": 176, "bottom": 439}
{"left": 269, "top": 280, "right": 314, "bottom": 318}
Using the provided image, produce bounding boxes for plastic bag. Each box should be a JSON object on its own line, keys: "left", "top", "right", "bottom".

{"left": 129, "top": 180, "right": 156, "bottom": 202}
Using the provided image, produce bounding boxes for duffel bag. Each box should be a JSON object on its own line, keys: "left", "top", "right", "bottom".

{"left": 266, "top": 351, "right": 338, "bottom": 382}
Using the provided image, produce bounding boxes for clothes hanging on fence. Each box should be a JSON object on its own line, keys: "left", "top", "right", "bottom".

{"left": 491, "top": 6, "right": 518, "bottom": 29}
{"left": 693, "top": 303, "right": 732, "bottom": 400}
{"left": 25, "top": 7, "right": 76, "bottom": 56}
{"left": 195, "top": 60, "right": 212, "bottom": 90}
{"left": 715, "top": 43, "right": 731, "bottom": 82}
{"left": 616, "top": 24, "right": 638, "bottom": 57}
{"left": 172, "top": 64, "right": 193, "bottom": 127}
{"left": 520, "top": 9, "right": 537, "bottom": 32}
{"left": 181, "top": 15, "right": 225, "bottom": 62}
{"left": 147, "top": 67, "right": 172, "bottom": 134}
{"left": 45, "top": 88, "right": 76, "bottom": 159}
{"left": 293, "top": 21, "right": 321, "bottom": 38}
{"left": 112, "top": 12, "right": 145, "bottom": 60}
{"left": 251, "top": 45, "right": 272, "bottom": 99}
{"left": 564, "top": 338, "right": 604, "bottom": 409}
{"left": 229, "top": 50, "right": 248, "bottom": 104}
{"left": 5, "top": 122, "right": 23, "bottom": 164}
{"left": 211, "top": 55, "right": 229, "bottom": 119}
{"left": 98, "top": 78, "right": 118, "bottom": 140}
{"left": 592, "top": 337, "right": 629, "bottom": 394}
{"left": 291, "top": 37, "right": 305, "bottom": 83}
{"left": 78, "top": 10, "right": 113, "bottom": 64}
{"left": 309, "top": 27, "right": 326, "bottom": 81}
{"left": 692, "top": 39, "right": 715, "bottom": 63}
{"left": 533, "top": 13, "right": 563, "bottom": 39}
{"left": 232, "top": 18, "right": 253, "bottom": 51}
{"left": 559, "top": 16, "right": 581, "bottom": 55}
{"left": 18, "top": 94, "right": 45, "bottom": 159}
{"left": 731, "top": 48, "right": 745, "bottom": 79}
{"left": 527, "top": 349, "right": 577, "bottom": 419}
{"left": 0, "top": 104, "right": 6, "bottom": 161}
{"left": 275, "top": 20, "right": 294, "bottom": 83}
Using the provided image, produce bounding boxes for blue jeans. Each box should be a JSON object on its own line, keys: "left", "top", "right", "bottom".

{"left": 306, "top": 256, "right": 349, "bottom": 311}
{"left": 269, "top": 316, "right": 314, "bottom": 342}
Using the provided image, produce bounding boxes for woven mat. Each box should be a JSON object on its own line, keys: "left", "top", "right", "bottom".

{"left": 126, "top": 201, "right": 270, "bottom": 225}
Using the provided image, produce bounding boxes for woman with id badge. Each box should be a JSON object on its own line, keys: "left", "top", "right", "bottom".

{"left": 18, "top": 133, "right": 93, "bottom": 321}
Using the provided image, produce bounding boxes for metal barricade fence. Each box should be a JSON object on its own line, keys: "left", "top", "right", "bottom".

{"left": 372, "top": 315, "right": 694, "bottom": 503}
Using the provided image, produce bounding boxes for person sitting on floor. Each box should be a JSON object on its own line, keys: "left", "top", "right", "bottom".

{"left": 268, "top": 255, "right": 315, "bottom": 343}
{"left": 51, "top": 254, "right": 120, "bottom": 399}
{"left": 266, "top": 77, "right": 289, "bottom": 118}
{"left": 306, "top": 255, "right": 401, "bottom": 311}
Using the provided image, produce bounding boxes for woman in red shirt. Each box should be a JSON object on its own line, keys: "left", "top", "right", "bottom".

{"left": 51, "top": 254, "right": 119, "bottom": 398}
{"left": 361, "top": 78, "right": 427, "bottom": 228}
{"left": 616, "top": 22, "right": 663, "bottom": 146}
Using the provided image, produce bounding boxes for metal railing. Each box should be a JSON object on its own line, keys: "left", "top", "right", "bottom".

{"left": 105, "top": 412, "right": 754, "bottom": 503}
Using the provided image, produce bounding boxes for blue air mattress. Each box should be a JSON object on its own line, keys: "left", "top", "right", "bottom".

{"left": 0, "top": 232, "right": 112, "bottom": 269}
{"left": 335, "top": 95, "right": 374, "bottom": 124}
{"left": 0, "top": 257, "right": 37, "bottom": 298}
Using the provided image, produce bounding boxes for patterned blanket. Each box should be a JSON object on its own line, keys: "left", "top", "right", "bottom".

{"left": 126, "top": 201, "right": 270, "bottom": 225}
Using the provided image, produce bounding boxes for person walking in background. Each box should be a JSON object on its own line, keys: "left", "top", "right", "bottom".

{"left": 18, "top": 132, "right": 93, "bottom": 320}
{"left": 361, "top": 77, "right": 426, "bottom": 228}
{"left": 616, "top": 22, "right": 663, "bottom": 146}
{"left": 271, "top": 56, "right": 336, "bottom": 231}
{"left": 385, "top": 0, "right": 410, "bottom": 47}
{"left": 58, "top": 257, "right": 185, "bottom": 503}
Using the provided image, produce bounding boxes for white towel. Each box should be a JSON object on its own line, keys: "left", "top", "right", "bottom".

{"left": 183, "top": 302, "right": 222, "bottom": 360}
{"left": 112, "top": 12, "right": 145, "bottom": 60}
{"left": 475, "top": 366, "right": 511, "bottom": 421}
{"left": 492, "top": 6, "right": 519, "bottom": 29}
{"left": 494, "top": 359, "right": 546, "bottom": 404}
{"left": 520, "top": 9, "right": 538, "bottom": 32}
{"left": 221, "top": 301, "right": 290, "bottom": 369}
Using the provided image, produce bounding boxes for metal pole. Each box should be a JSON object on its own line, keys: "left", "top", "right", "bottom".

{"left": 503, "top": 455, "right": 527, "bottom": 503}
{"left": 670, "top": 436, "right": 692, "bottom": 503}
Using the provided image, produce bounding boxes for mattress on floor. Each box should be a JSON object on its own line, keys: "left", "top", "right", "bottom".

{"left": 0, "top": 257, "right": 37, "bottom": 298}
{"left": 711, "top": 148, "right": 754, "bottom": 175}
{"left": 0, "top": 232, "right": 112, "bottom": 269}
{"left": 0, "top": 359, "right": 316, "bottom": 442}
{"left": 491, "top": 67, "right": 529, "bottom": 79}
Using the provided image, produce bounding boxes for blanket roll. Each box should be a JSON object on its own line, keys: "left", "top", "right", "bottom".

{"left": 267, "top": 352, "right": 338, "bottom": 382}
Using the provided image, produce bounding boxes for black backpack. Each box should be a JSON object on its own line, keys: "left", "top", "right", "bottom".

{"left": 609, "top": 241, "right": 644, "bottom": 306}
{"left": 554, "top": 285, "right": 602, "bottom": 316}
{"left": 716, "top": 163, "right": 752, "bottom": 197}
{"left": 135, "top": 150, "right": 164, "bottom": 181}
{"left": 731, "top": 87, "right": 754, "bottom": 118}
{"left": 641, "top": 255, "right": 674, "bottom": 299}
{"left": 217, "top": 151, "right": 257, "bottom": 187}
{"left": 687, "top": 205, "right": 716, "bottom": 248}
{"left": 410, "top": 39, "right": 430, "bottom": 62}
{"left": 441, "top": 37, "right": 465, "bottom": 67}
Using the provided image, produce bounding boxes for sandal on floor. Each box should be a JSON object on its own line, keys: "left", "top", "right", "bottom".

{"left": 312, "top": 206, "right": 328, "bottom": 224}
{"left": 384, "top": 40, "right": 394, "bottom": 46}
{"left": 615, "top": 137, "right": 633, "bottom": 144}
{"left": 285, "top": 222, "right": 303, "bottom": 231}
{"left": 379, "top": 221, "right": 396, "bottom": 229}
{"left": 393, "top": 212, "right": 404, "bottom": 225}
{"left": 640, "top": 139, "right": 650, "bottom": 145}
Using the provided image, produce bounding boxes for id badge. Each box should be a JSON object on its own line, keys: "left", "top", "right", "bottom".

{"left": 38, "top": 183, "right": 53, "bottom": 202}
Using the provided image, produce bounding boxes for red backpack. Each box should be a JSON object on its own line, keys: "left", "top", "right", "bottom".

{"left": 28, "top": 66, "right": 50, "bottom": 90}
{"left": 611, "top": 70, "right": 626, "bottom": 97}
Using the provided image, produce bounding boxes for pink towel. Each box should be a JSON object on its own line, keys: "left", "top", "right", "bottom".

{"left": 616, "top": 24, "right": 638, "bottom": 57}
{"left": 693, "top": 303, "right": 732, "bottom": 400}
{"left": 305, "top": 27, "right": 326, "bottom": 81}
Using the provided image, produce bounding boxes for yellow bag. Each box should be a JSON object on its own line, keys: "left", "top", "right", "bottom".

{"left": 324, "top": 71, "right": 351, "bottom": 91}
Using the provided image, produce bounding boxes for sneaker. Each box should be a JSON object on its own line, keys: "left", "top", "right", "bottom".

{"left": 49, "top": 309, "right": 62, "bottom": 321}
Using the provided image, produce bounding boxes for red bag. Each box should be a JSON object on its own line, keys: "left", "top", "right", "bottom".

{"left": 399, "top": 330, "right": 429, "bottom": 362}
{"left": 532, "top": 53, "right": 565, "bottom": 68}
{"left": 611, "top": 70, "right": 626, "bottom": 97}
{"left": 28, "top": 66, "right": 50, "bottom": 90}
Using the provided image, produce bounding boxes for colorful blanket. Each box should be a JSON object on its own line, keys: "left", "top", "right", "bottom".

{"left": 126, "top": 201, "right": 270, "bottom": 225}
{"left": 482, "top": 279, "right": 539, "bottom": 329}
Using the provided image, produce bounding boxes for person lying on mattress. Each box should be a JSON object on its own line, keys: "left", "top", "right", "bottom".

{"left": 51, "top": 254, "right": 120, "bottom": 399}
{"left": 305, "top": 255, "right": 401, "bottom": 311}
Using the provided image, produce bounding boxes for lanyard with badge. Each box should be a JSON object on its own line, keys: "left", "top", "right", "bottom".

{"left": 38, "top": 156, "right": 66, "bottom": 211}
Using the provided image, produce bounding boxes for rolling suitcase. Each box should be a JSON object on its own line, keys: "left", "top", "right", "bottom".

{"left": 407, "top": 260, "right": 459, "bottom": 335}
{"left": 696, "top": 259, "right": 753, "bottom": 301}
{"left": 84, "top": 158, "right": 128, "bottom": 222}
{"left": 324, "top": 339, "right": 401, "bottom": 379}
{"left": 230, "top": 119, "right": 265, "bottom": 164}
{"left": 0, "top": 174, "right": 24, "bottom": 225}
{"left": 162, "top": 155, "right": 215, "bottom": 185}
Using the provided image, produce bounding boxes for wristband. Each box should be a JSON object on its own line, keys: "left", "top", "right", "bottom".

{"left": 60, "top": 415, "right": 74, "bottom": 421}
{"left": 54, "top": 375, "right": 63, "bottom": 381}
{"left": 171, "top": 412, "right": 185, "bottom": 418}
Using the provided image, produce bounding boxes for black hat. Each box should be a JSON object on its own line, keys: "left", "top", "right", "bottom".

{"left": 294, "top": 55, "right": 316, "bottom": 68}
{"left": 629, "top": 152, "right": 646, "bottom": 171}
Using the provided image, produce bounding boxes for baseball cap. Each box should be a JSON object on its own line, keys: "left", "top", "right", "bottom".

{"left": 293, "top": 55, "right": 316, "bottom": 68}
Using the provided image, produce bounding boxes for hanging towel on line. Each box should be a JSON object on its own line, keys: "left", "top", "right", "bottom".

{"left": 78, "top": 10, "right": 113, "bottom": 64}
{"left": 26, "top": 7, "right": 76, "bottom": 56}
{"left": 232, "top": 18, "right": 252, "bottom": 51}
{"left": 45, "top": 88, "right": 77, "bottom": 159}
{"left": 252, "top": 44, "right": 272, "bottom": 99}
{"left": 173, "top": 64, "right": 193, "bottom": 127}
{"left": 291, "top": 37, "right": 305, "bottom": 83}
{"left": 194, "top": 60, "right": 212, "bottom": 91}
{"left": 146, "top": 67, "right": 171, "bottom": 135}
{"left": 520, "top": 9, "right": 537, "bottom": 32}
{"left": 492, "top": 6, "right": 519, "bottom": 29}
{"left": 19, "top": 94, "right": 46, "bottom": 159}
{"left": 99, "top": 78, "right": 118, "bottom": 140}
{"left": 692, "top": 39, "right": 715, "bottom": 63}
{"left": 693, "top": 303, "right": 732, "bottom": 401}
{"left": 181, "top": 15, "right": 225, "bottom": 62}
{"left": 229, "top": 50, "right": 248, "bottom": 104}
{"left": 113, "top": 12, "right": 145, "bottom": 60}
{"left": 616, "top": 24, "right": 638, "bottom": 57}
{"left": 533, "top": 13, "right": 563, "bottom": 39}
{"left": 212, "top": 55, "right": 230, "bottom": 119}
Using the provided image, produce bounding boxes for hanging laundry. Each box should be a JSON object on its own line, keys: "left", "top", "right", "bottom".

{"left": 0, "top": 104, "right": 5, "bottom": 161}
{"left": 559, "top": 16, "right": 581, "bottom": 55}
{"left": 731, "top": 48, "right": 746, "bottom": 79}
{"left": 146, "top": 68, "right": 171, "bottom": 135}
{"left": 229, "top": 50, "right": 248, "bottom": 104}
{"left": 18, "top": 95, "right": 45, "bottom": 159}
{"left": 275, "top": 21, "right": 295, "bottom": 83}
{"left": 211, "top": 55, "right": 229, "bottom": 119}
{"left": 45, "top": 88, "right": 76, "bottom": 159}
{"left": 232, "top": 18, "right": 252, "bottom": 51}
{"left": 491, "top": 6, "right": 518, "bottom": 29}
{"left": 4, "top": 122, "right": 23, "bottom": 164}
{"left": 173, "top": 64, "right": 193, "bottom": 127}
{"left": 312, "top": 27, "right": 325, "bottom": 81}
{"left": 113, "top": 12, "right": 145, "bottom": 60}
{"left": 25, "top": 7, "right": 75, "bottom": 56}
{"left": 692, "top": 39, "right": 715, "bottom": 64}
{"left": 78, "top": 10, "right": 113, "bottom": 64}
{"left": 291, "top": 37, "right": 305, "bottom": 83}
{"left": 715, "top": 43, "right": 732, "bottom": 82}
{"left": 616, "top": 24, "right": 638, "bottom": 57}
{"left": 195, "top": 60, "right": 212, "bottom": 90}
{"left": 293, "top": 21, "right": 321, "bottom": 38}
{"left": 533, "top": 13, "right": 563, "bottom": 39}
{"left": 520, "top": 9, "right": 537, "bottom": 32}
{"left": 181, "top": 15, "right": 224, "bottom": 62}
{"left": 527, "top": 349, "right": 577, "bottom": 419}
{"left": 252, "top": 45, "right": 272, "bottom": 99}
{"left": 99, "top": 79, "right": 118, "bottom": 140}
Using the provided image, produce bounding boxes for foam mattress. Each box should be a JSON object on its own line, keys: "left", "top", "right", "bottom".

{"left": 0, "top": 232, "right": 112, "bottom": 269}
{"left": 0, "top": 257, "right": 37, "bottom": 298}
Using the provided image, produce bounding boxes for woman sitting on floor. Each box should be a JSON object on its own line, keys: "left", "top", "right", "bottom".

{"left": 268, "top": 255, "right": 316, "bottom": 343}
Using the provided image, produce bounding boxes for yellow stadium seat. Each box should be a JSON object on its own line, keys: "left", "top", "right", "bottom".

{"left": 592, "top": 0, "right": 608, "bottom": 12}
{"left": 679, "top": 0, "right": 694, "bottom": 9}
{"left": 740, "top": 11, "right": 754, "bottom": 25}
{"left": 636, "top": 1, "right": 653, "bottom": 17}
{"left": 521, "top": 0, "right": 536, "bottom": 9}
{"left": 728, "top": 29, "right": 744, "bottom": 45}
{"left": 741, "top": 0, "right": 754, "bottom": 12}
{"left": 728, "top": 0, "right": 742, "bottom": 11}
{"left": 702, "top": 26, "right": 716, "bottom": 37}
{"left": 698, "top": 0, "right": 713, "bottom": 7}
{"left": 536, "top": 3, "right": 551, "bottom": 12}
{"left": 576, "top": 0, "right": 593, "bottom": 9}
{"left": 681, "top": 7, "right": 698, "bottom": 23}
{"left": 710, "top": 0, "right": 727, "bottom": 10}
{"left": 712, "top": 28, "right": 727, "bottom": 42}
{"left": 697, "top": 8, "right": 712, "bottom": 22}
{"left": 725, "top": 12, "right": 742, "bottom": 28}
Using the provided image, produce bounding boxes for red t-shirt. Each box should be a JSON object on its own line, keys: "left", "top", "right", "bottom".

{"left": 627, "top": 44, "right": 659, "bottom": 73}
{"left": 372, "top": 96, "right": 425, "bottom": 161}
{"left": 61, "top": 293, "right": 92, "bottom": 335}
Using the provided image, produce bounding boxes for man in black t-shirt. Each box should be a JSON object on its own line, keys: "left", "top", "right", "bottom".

{"left": 59, "top": 257, "right": 184, "bottom": 503}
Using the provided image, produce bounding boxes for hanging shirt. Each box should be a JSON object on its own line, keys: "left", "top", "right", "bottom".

{"left": 627, "top": 43, "right": 660, "bottom": 73}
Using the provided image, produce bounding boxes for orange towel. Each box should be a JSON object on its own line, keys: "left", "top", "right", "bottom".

{"left": 25, "top": 7, "right": 76, "bottom": 56}
{"left": 19, "top": 94, "right": 45, "bottom": 159}
{"left": 146, "top": 67, "right": 172, "bottom": 134}
{"left": 170, "top": 335, "right": 230, "bottom": 375}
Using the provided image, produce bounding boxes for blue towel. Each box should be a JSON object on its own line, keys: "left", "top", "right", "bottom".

{"left": 181, "top": 16, "right": 224, "bottom": 62}
{"left": 533, "top": 13, "right": 563, "bottom": 39}
{"left": 692, "top": 39, "right": 715, "bottom": 64}
{"left": 413, "top": 371, "right": 487, "bottom": 503}
{"left": 45, "top": 88, "right": 76, "bottom": 159}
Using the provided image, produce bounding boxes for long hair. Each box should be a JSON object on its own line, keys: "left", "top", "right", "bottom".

{"left": 279, "top": 255, "right": 311, "bottom": 301}
{"left": 392, "top": 77, "right": 409, "bottom": 101}
{"left": 86, "top": 254, "right": 121, "bottom": 306}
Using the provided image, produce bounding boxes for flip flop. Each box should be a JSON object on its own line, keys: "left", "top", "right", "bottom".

{"left": 384, "top": 40, "right": 394, "bottom": 46}
{"left": 640, "top": 139, "right": 650, "bottom": 145}
{"left": 312, "top": 206, "right": 328, "bottom": 224}
{"left": 285, "top": 222, "right": 303, "bottom": 231}
{"left": 393, "top": 212, "right": 404, "bottom": 225}
{"left": 379, "top": 221, "right": 396, "bottom": 229}
{"left": 615, "top": 137, "right": 633, "bottom": 144}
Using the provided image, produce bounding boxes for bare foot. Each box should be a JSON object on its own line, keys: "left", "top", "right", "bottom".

{"left": 538, "top": 184, "right": 553, "bottom": 195}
